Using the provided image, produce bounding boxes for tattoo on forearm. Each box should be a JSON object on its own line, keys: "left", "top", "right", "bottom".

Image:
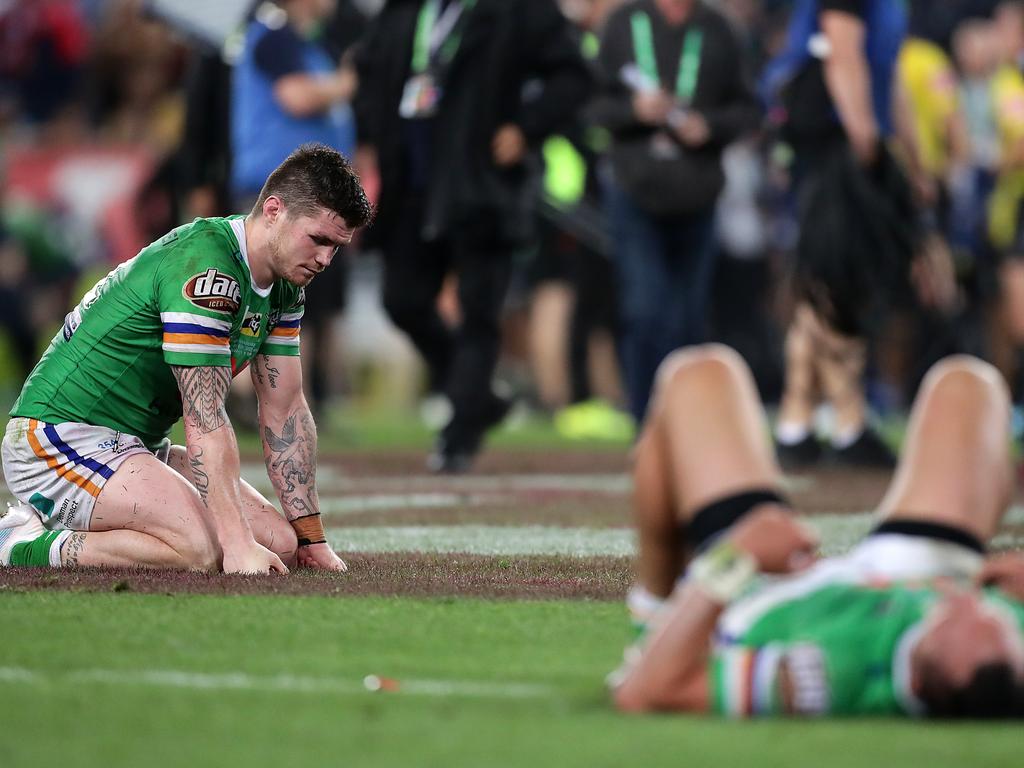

{"left": 187, "top": 445, "right": 211, "bottom": 506}
{"left": 263, "top": 409, "right": 319, "bottom": 521}
{"left": 63, "top": 532, "right": 86, "bottom": 567}
{"left": 260, "top": 355, "right": 281, "bottom": 389}
{"left": 172, "top": 366, "right": 232, "bottom": 434}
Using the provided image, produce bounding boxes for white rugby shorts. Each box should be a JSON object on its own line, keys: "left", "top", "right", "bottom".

{"left": 718, "top": 532, "right": 984, "bottom": 639}
{"left": 2, "top": 417, "right": 169, "bottom": 531}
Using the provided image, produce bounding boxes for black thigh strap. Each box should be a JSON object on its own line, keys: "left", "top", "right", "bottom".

{"left": 871, "top": 518, "right": 985, "bottom": 555}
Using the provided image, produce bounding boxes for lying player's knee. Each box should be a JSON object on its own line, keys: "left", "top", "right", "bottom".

{"left": 922, "top": 355, "right": 1009, "bottom": 405}
{"left": 654, "top": 344, "right": 746, "bottom": 400}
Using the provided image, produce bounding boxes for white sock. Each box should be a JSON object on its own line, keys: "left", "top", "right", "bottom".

{"left": 831, "top": 425, "right": 864, "bottom": 449}
{"left": 50, "top": 530, "right": 72, "bottom": 567}
{"left": 775, "top": 421, "right": 811, "bottom": 445}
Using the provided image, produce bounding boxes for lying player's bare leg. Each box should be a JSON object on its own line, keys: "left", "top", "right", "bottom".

{"left": 69, "top": 454, "right": 219, "bottom": 569}
{"left": 878, "top": 355, "right": 1013, "bottom": 542}
{"left": 166, "top": 446, "right": 298, "bottom": 567}
{"left": 633, "top": 344, "right": 783, "bottom": 598}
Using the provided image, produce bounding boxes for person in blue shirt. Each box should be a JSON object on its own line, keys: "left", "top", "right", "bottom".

{"left": 231, "top": 0, "right": 358, "bottom": 205}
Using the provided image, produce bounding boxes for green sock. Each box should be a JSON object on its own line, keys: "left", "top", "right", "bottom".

{"left": 9, "top": 531, "right": 62, "bottom": 567}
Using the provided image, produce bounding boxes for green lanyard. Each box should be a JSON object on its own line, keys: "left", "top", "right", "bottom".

{"left": 411, "top": 0, "right": 476, "bottom": 74}
{"left": 630, "top": 11, "right": 703, "bottom": 104}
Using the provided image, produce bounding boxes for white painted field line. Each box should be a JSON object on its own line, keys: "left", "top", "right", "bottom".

{"left": 0, "top": 666, "right": 557, "bottom": 700}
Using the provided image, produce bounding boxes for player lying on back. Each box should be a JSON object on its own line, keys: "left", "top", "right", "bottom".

{"left": 0, "top": 143, "right": 372, "bottom": 574}
{"left": 610, "top": 345, "right": 1024, "bottom": 717}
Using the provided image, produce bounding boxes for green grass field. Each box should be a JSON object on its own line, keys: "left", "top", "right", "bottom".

{"left": 1, "top": 592, "right": 1019, "bottom": 768}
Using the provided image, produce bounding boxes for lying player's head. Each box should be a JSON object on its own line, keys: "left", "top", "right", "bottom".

{"left": 252, "top": 143, "right": 373, "bottom": 286}
{"left": 912, "top": 590, "right": 1024, "bottom": 718}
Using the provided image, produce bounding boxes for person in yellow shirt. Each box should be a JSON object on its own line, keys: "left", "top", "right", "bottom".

{"left": 989, "top": 2, "right": 1024, "bottom": 375}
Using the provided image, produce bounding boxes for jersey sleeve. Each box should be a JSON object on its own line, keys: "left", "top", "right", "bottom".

{"left": 155, "top": 233, "right": 244, "bottom": 368}
{"left": 711, "top": 642, "right": 831, "bottom": 717}
{"left": 259, "top": 286, "right": 303, "bottom": 357}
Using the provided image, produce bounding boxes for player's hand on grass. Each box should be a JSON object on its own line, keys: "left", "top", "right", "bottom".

{"left": 223, "top": 541, "right": 289, "bottom": 575}
{"left": 728, "top": 507, "right": 818, "bottom": 575}
{"left": 977, "top": 552, "right": 1024, "bottom": 600}
{"left": 297, "top": 542, "right": 348, "bottom": 572}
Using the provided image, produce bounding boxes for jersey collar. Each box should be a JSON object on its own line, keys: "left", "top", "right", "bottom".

{"left": 230, "top": 217, "right": 272, "bottom": 299}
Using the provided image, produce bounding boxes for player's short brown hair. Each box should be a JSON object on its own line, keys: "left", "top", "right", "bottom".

{"left": 920, "top": 661, "right": 1024, "bottom": 719}
{"left": 253, "top": 143, "right": 373, "bottom": 228}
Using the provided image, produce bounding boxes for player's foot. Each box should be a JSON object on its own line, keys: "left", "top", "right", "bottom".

{"left": 775, "top": 434, "right": 822, "bottom": 470}
{"left": 0, "top": 503, "right": 47, "bottom": 566}
{"left": 828, "top": 427, "right": 897, "bottom": 468}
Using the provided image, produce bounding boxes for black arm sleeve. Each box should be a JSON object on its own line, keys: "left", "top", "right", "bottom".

{"left": 515, "top": 0, "right": 594, "bottom": 143}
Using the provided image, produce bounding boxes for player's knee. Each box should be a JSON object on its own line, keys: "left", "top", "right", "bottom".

{"left": 922, "top": 355, "right": 1009, "bottom": 407}
{"left": 654, "top": 344, "right": 746, "bottom": 402}
{"left": 268, "top": 517, "right": 298, "bottom": 564}
{"left": 174, "top": 529, "right": 220, "bottom": 572}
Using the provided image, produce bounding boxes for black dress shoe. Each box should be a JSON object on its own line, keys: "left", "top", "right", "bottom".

{"left": 775, "top": 434, "right": 822, "bottom": 469}
{"left": 427, "top": 394, "right": 512, "bottom": 474}
{"left": 828, "top": 428, "right": 897, "bottom": 468}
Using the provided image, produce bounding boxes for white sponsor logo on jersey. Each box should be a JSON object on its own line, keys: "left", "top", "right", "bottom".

{"left": 183, "top": 269, "right": 242, "bottom": 314}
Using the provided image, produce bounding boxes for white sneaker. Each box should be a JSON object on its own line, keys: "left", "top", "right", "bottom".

{"left": 0, "top": 503, "right": 46, "bottom": 565}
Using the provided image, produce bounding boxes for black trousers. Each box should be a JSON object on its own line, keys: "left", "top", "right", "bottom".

{"left": 381, "top": 193, "right": 513, "bottom": 443}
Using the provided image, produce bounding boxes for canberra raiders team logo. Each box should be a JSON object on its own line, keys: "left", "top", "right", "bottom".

{"left": 241, "top": 310, "right": 263, "bottom": 337}
{"left": 183, "top": 269, "right": 241, "bottom": 314}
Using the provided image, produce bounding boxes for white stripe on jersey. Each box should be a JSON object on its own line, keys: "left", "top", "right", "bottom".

{"left": 278, "top": 310, "right": 304, "bottom": 322}
{"left": 263, "top": 336, "right": 300, "bottom": 346}
{"left": 160, "top": 312, "right": 232, "bottom": 331}
{"left": 162, "top": 342, "right": 231, "bottom": 355}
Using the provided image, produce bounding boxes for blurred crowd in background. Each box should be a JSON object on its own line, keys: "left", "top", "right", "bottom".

{"left": 3, "top": 0, "right": 1024, "bottom": 458}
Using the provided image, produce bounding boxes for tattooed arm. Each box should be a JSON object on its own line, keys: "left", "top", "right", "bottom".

{"left": 171, "top": 365, "right": 288, "bottom": 575}
{"left": 251, "top": 354, "right": 347, "bottom": 571}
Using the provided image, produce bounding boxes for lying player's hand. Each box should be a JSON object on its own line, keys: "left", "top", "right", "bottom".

{"left": 223, "top": 541, "right": 289, "bottom": 575}
{"left": 977, "top": 552, "right": 1024, "bottom": 600}
{"left": 728, "top": 507, "right": 818, "bottom": 574}
{"left": 297, "top": 542, "right": 348, "bottom": 572}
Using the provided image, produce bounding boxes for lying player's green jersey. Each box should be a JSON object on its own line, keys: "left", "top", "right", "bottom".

{"left": 12, "top": 216, "right": 303, "bottom": 449}
{"left": 711, "top": 582, "right": 1024, "bottom": 717}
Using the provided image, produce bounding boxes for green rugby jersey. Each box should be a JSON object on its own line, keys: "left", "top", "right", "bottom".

{"left": 12, "top": 216, "right": 303, "bottom": 449}
{"left": 711, "top": 582, "right": 1024, "bottom": 717}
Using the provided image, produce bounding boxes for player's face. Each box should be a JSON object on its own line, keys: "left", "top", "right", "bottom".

{"left": 269, "top": 204, "right": 354, "bottom": 287}
{"left": 917, "top": 591, "right": 1024, "bottom": 689}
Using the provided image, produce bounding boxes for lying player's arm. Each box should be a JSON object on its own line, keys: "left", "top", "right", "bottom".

{"left": 614, "top": 509, "right": 818, "bottom": 713}
{"left": 171, "top": 365, "right": 288, "bottom": 574}
{"left": 978, "top": 552, "right": 1024, "bottom": 602}
{"left": 251, "top": 354, "right": 347, "bottom": 572}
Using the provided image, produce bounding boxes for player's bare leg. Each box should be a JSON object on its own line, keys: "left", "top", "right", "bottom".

{"left": 167, "top": 446, "right": 298, "bottom": 567}
{"left": 776, "top": 304, "right": 820, "bottom": 436}
{"left": 63, "top": 454, "right": 220, "bottom": 569}
{"left": 633, "top": 344, "right": 783, "bottom": 599}
{"left": 878, "top": 355, "right": 1013, "bottom": 542}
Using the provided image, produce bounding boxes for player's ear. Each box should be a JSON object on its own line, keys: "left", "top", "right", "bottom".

{"left": 261, "top": 196, "right": 284, "bottom": 223}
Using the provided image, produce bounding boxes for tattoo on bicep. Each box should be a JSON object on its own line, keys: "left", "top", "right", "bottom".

{"left": 171, "top": 366, "right": 232, "bottom": 434}
{"left": 263, "top": 410, "right": 318, "bottom": 520}
{"left": 187, "top": 445, "right": 211, "bottom": 506}
{"left": 63, "top": 532, "right": 86, "bottom": 567}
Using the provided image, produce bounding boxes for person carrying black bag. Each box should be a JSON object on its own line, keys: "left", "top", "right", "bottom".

{"left": 589, "top": 0, "right": 760, "bottom": 425}
{"left": 763, "top": 0, "right": 916, "bottom": 469}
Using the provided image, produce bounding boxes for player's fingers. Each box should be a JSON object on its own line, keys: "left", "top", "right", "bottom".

{"left": 270, "top": 555, "right": 289, "bottom": 575}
